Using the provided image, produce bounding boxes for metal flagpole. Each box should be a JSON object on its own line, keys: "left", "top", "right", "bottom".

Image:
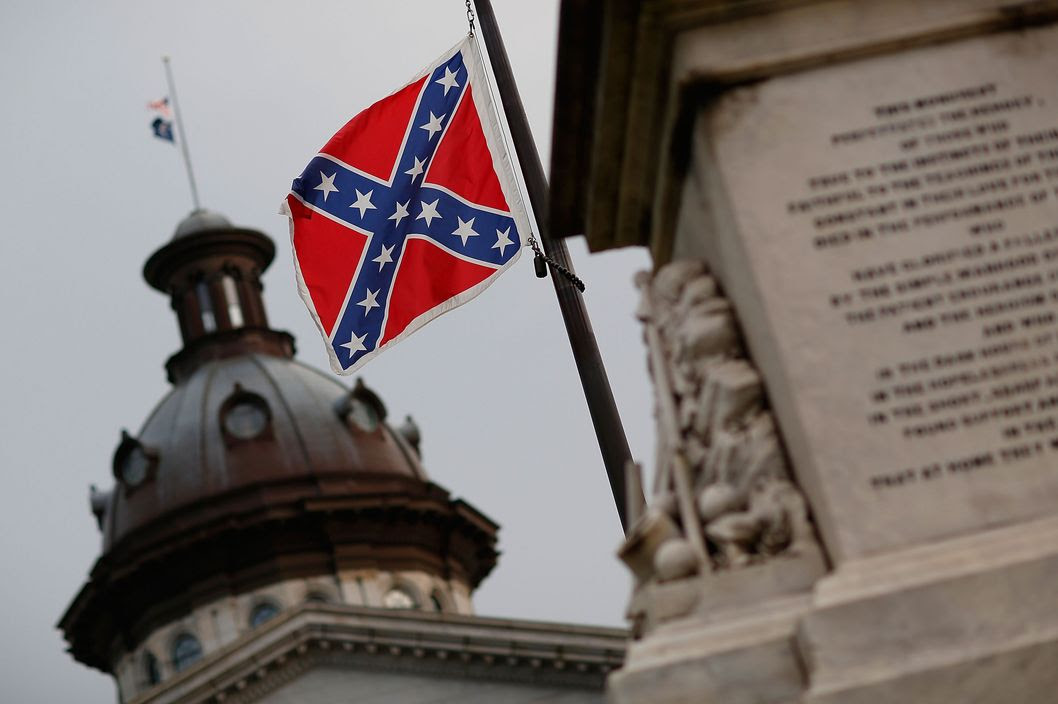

{"left": 470, "top": 0, "right": 640, "bottom": 533}
{"left": 162, "top": 56, "right": 202, "bottom": 211}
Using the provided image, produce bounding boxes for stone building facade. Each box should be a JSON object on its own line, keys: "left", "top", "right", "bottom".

{"left": 548, "top": 1, "right": 1058, "bottom": 702}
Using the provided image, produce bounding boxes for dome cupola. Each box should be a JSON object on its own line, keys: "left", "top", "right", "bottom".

{"left": 143, "top": 208, "right": 294, "bottom": 383}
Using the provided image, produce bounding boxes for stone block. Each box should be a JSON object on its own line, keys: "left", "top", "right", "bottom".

{"left": 799, "top": 515, "right": 1058, "bottom": 703}
{"left": 608, "top": 595, "right": 811, "bottom": 704}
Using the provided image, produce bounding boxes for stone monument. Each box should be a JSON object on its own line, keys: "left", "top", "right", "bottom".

{"left": 548, "top": 1, "right": 1058, "bottom": 702}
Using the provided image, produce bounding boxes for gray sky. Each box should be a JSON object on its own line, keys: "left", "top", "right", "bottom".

{"left": 0, "top": 2, "right": 653, "bottom": 701}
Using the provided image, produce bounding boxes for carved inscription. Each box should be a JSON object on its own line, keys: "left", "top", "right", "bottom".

{"left": 781, "top": 79, "right": 1058, "bottom": 491}
{"left": 704, "top": 27, "right": 1058, "bottom": 556}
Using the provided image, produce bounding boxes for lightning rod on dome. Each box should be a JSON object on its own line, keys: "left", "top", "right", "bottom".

{"left": 162, "top": 56, "right": 202, "bottom": 211}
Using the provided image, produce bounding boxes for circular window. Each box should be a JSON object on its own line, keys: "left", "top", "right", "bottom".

{"left": 348, "top": 398, "right": 379, "bottom": 432}
{"left": 249, "top": 601, "right": 280, "bottom": 628}
{"left": 223, "top": 399, "right": 269, "bottom": 440}
{"left": 121, "top": 446, "right": 151, "bottom": 487}
{"left": 382, "top": 587, "right": 417, "bottom": 610}
{"left": 113, "top": 432, "right": 156, "bottom": 490}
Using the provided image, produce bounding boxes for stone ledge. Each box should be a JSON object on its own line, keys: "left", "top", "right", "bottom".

{"left": 609, "top": 594, "right": 811, "bottom": 704}
{"left": 799, "top": 516, "right": 1058, "bottom": 700}
{"left": 803, "top": 635, "right": 1058, "bottom": 704}
{"left": 812, "top": 513, "right": 1058, "bottom": 607}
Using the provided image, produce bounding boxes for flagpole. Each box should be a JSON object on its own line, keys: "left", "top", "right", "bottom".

{"left": 162, "top": 56, "right": 202, "bottom": 211}
{"left": 471, "top": 0, "right": 640, "bottom": 533}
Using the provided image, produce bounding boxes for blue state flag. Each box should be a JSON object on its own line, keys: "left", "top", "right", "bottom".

{"left": 151, "top": 116, "right": 174, "bottom": 143}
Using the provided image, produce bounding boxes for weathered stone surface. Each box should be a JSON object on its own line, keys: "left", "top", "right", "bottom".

{"left": 803, "top": 639, "right": 1058, "bottom": 704}
{"left": 634, "top": 263, "right": 823, "bottom": 575}
{"left": 689, "top": 21, "right": 1058, "bottom": 563}
{"left": 618, "top": 508, "right": 682, "bottom": 583}
{"left": 653, "top": 539, "right": 700, "bottom": 582}
{"left": 609, "top": 595, "right": 812, "bottom": 704}
{"left": 799, "top": 515, "right": 1058, "bottom": 703}
{"left": 698, "top": 483, "right": 740, "bottom": 522}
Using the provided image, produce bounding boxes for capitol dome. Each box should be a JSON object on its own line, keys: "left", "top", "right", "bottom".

{"left": 61, "top": 211, "right": 499, "bottom": 680}
{"left": 103, "top": 354, "right": 427, "bottom": 551}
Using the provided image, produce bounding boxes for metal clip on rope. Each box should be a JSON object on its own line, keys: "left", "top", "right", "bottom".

{"left": 466, "top": 0, "right": 476, "bottom": 36}
{"left": 528, "top": 235, "right": 586, "bottom": 292}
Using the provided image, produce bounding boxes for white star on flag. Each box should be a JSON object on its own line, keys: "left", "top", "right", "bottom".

{"left": 420, "top": 111, "right": 445, "bottom": 139}
{"left": 388, "top": 200, "right": 409, "bottom": 227}
{"left": 341, "top": 332, "right": 368, "bottom": 355}
{"left": 350, "top": 189, "right": 376, "bottom": 218}
{"left": 436, "top": 66, "right": 460, "bottom": 95}
{"left": 405, "top": 157, "right": 425, "bottom": 180}
{"left": 417, "top": 199, "right": 441, "bottom": 227}
{"left": 492, "top": 227, "right": 514, "bottom": 255}
{"left": 452, "top": 217, "right": 479, "bottom": 246}
{"left": 314, "top": 171, "right": 338, "bottom": 202}
{"left": 357, "top": 288, "right": 381, "bottom": 314}
{"left": 373, "top": 244, "right": 394, "bottom": 271}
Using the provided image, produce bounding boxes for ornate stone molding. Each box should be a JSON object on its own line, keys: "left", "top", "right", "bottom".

{"left": 128, "top": 604, "right": 627, "bottom": 704}
{"left": 620, "top": 260, "right": 825, "bottom": 633}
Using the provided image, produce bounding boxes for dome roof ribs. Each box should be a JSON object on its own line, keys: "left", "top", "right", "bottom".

{"left": 248, "top": 353, "right": 316, "bottom": 476}
{"left": 197, "top": 357, "right": 221, "bottom": 485}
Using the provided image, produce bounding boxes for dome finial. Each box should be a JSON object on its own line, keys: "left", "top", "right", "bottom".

{"left": 172, "top": 208, "right": 232, "bottom": 239}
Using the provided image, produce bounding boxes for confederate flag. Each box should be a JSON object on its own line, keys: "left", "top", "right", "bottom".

{"left": 282, "top": 38, "right": 530, "bottom": 374}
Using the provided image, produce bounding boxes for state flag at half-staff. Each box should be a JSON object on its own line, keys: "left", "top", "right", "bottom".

{"left": 282, "top": 37, "right": 531, "bottom": 375}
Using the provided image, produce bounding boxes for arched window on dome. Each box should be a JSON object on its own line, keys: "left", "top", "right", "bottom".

{"left": 195, "top": 281, "right": 216, "bottom": 332}
{"left": 143, "top": 650, "right": 162, "bottom": 686}
{"left": 171, "top": 634, "right": 203, "bottom": 673}
{"left": 221, "top": 275, "right": 245, "bottom": 328}
{"left": 305, "top": 591, "right": 331, "bottom": 604}
{"left": 249, "top": 601, "right": 281, "bottom": 629}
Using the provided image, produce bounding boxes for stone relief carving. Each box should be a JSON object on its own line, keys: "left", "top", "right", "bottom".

{"left": 624, "top": 260, "right": 817, "bottom": 583}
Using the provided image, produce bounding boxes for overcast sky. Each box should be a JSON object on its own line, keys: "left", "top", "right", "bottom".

{"left": 0, "top": 2, "right": 653, "bottom": 701}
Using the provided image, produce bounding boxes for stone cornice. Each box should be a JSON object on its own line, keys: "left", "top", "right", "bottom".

{"left": 129, "top": 604, "right": 628, "bottom": 704}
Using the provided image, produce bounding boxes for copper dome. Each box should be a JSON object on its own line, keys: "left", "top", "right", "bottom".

{"left": 103, "top": 354, "right": 426, "bottom": 551}
{"left": 60, "top": 212, "right": 499, "bottom": 673}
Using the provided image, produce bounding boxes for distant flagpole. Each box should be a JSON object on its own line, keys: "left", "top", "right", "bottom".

{"left": 471, "top": 0, "right": 640, "bottom": 533}
{"left": 161, "top": 56, "right": 202, "bottom": 211}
